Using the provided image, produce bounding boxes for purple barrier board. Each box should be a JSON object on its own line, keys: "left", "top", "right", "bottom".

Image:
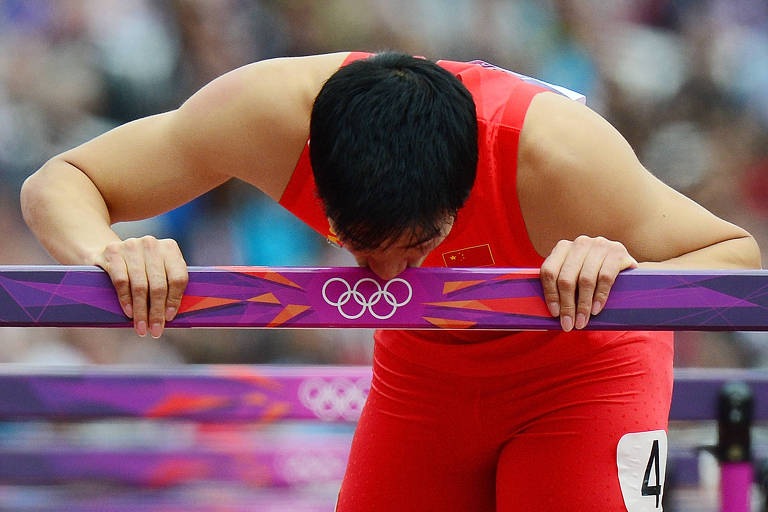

{"left": 0, "top": 365, "right": 371, "bottom": 422}
{"left": 0, "top": 439, "right": 726, "bottom": 489}
{"left": 671, "top": 368, "right": 768, "bottom": 420}
{"left": 0, "top": 365, "right": 766, "bottom": 495}
{"left": 0, "top": 485, "right": 337, "bottom": 512}
{"left": 0, "top": 437, "right": 351, "bottom": 487}
{"left": 1, "top": 365, "right": 765, "bottom": 422}
{"left": 1, "top": 266, "right": 767, "bottom": 330}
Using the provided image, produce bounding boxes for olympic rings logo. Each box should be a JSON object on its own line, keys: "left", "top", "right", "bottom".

{"left": 276, "top": 449, "right": 349, "bottom": 483}
{"left": 321, "top": 277, "right": 413, "bottom": 320}
{"left": 298, "top": 377, "right": 370, "bottom": 421}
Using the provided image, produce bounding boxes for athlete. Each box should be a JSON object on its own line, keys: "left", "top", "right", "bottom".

{"left": 21, "top": 52, "right": 761, "bottom": 511}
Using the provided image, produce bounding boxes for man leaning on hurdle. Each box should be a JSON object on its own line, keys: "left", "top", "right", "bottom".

{"left": 20, "top": 52, "right": 761, "bottom": 511}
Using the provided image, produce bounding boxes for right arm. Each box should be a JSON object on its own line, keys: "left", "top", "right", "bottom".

{"left": 21, "top": 52, "right": 350, "bottom": 337}
{"left": 21, "top": 109, "right": 229, "bottom": 338}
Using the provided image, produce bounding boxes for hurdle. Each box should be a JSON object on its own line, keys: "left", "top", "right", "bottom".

{"left": 2, "top": 266, "right": 767, "bottom": 330}
{"left": 1, "top": 265, "right": 767, "bottom": 511}
{"left": 0, "top": 366, "right": 764, "bottom": 510}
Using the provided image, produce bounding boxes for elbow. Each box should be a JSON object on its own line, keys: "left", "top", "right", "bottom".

{"left": 20, "top": 165, "right": 47, "bottom": 229}
{"left": 739, "top": 234, "right": 763, "bottom": 269}
{"left": 20, "top": 157, "right": 69, "bottom": 230}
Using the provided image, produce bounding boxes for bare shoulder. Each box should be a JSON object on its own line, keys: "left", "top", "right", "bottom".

{"left": 175, "top": 52, "right": 350, "bottom": 199}
{"left": 517, "top": 92, "right": 652, "bottom": 255}
{"left": 518, "top": 92, "right": 639, "bottom": 183}
{"left": 516, "top": 91, "right": 754, "bottom": 265}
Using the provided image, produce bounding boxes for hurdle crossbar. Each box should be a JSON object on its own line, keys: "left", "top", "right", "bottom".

{"left": 0, "top": 439, "right": 352, "bottom": 487}
{"left": 1, "top": 266, "right": 767, "bottom": 330}
{"left": 0, "top": 365, "right": 371, "bottom": 422}
{"left": 0, "top": 486, "right": 335, "bottom": 512}
{"left": 0, "top": 365, "right": 764, "bottom": 422}
{"left": 0, "top": 365, "right": 765, "bottom": 493}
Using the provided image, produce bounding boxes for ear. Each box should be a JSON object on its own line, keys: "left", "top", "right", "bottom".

{"left": 326, "top": 218, "right": 343, "bottom": 247}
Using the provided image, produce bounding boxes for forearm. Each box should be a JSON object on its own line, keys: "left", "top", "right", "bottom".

{"left": 638, "top": 235, "right": 763, "bottom": 270}
{"left": 21, "top": 159, "right": 121, "bottom": 265}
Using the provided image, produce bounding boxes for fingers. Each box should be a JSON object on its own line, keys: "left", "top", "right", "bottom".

{"left": 164, "top": 245, "right": 188, "bottom": 322}
{"left": 145, "top": 239, "right": 168, "bottom": 339}
{"left": 101, "top": 244, "right": 133, "bottom": 319}
{"left": 124, "top": 238, "right": 150, "bottom": 337}
{"left": 541, "top": 239, "right": 588, "bottom": 331}
{"left": 541, "top": 236, "right": 637, "bottom": 332}
{"left": 95, "top": 236, "right": 187, "bottom": 338}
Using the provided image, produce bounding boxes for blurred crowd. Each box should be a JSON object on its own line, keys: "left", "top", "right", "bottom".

{"left": 0, "top": 0, "right": 766, "bottom": 367}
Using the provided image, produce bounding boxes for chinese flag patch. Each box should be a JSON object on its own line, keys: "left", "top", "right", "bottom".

{"left": 442, "top": 244, "right": 495, "bottom": 267}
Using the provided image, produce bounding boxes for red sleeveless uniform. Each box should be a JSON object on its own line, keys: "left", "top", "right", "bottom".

{"left": 279, "top": 52, "right": 673, "bottom": 512}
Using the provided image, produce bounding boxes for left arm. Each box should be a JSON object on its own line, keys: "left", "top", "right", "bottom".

{"left": 517, "top": 92, "right": 762, "bottom": 330}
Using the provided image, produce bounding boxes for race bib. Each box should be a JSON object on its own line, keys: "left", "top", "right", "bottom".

{"left": 617, "top": 430, "right": 668, "bottom": 511}
{"left": 468, "top": 60, "right": 587, "bottom": 104}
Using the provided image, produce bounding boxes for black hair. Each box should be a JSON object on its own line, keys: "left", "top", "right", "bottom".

{"left": 309, "top": 52, "right": 478, "bottom": 250}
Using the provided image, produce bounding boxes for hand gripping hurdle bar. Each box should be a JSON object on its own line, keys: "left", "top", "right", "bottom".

{"left": 1, "top": 266, "right": 767, "bottom": 330}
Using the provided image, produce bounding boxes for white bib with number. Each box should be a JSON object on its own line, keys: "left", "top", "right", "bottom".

{"left": 617, "top": 430, "right": 668, "bottom": 511}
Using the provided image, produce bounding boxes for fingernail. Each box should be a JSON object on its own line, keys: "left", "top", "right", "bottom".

{"left": 575, "top": 313, "right": 587, "bottom": 330}
{"left": 165, "top": 307, "right": 176, "bottom": 322}
{"left": 592, "top": 301, "right": 602, "bottom": 315}
{"left": 136, "top": 321, "right": 147, "bottom": 337}
{"left": 125, "top": 303, "right": 133, "bottom": 319}
{"left": 561, "top": 315, "right": 573, "bottom": 332}
{"left": 150, "top": 323, "right": 162, "bottom": 339}
{"left": 548, "top": 302, "right": 560, "bottom": 317}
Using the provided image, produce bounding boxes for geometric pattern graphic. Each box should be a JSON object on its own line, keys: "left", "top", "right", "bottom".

{"left": 0, "top": 436, "right": 352, "bottom": 487}
{"left": 1, "top": 364, "right": 767, "bottom": 423}
{"left": 0, "top": 365, "right": 360, "bottom": 498}
{"left": 0, "top": 364, "right": 372, "bottom": 422}
{"left": 0, "top": 486, "right": 337, "bottom": 512}
{"left": 1, "top": 265, "right": 767, "bottom": 330}
{"left": 0, "top": 365, "right": 766, "bottom": 494}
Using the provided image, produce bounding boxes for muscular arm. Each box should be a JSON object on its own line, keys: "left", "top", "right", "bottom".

{"left": 22, "top": 53, "right": 348, "bottom": 261}
{"left": 517, "top": 92, "right": 761, "bottom": 330}
{"left": 518, "top": 92, "right": 761, "bottom": 269}
{"left": 20, "top": 52, "right": 349, "bottom": 335}
{"left": 21, "top": 111, "right": 231, "bottom": 264}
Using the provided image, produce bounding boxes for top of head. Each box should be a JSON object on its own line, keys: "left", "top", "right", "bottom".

{"left": 309, "top": 52, "right": 478, "bottom": 251}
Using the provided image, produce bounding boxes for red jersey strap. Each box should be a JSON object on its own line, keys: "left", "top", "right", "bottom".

{"left": 278, "top": 144, "right": 327, "bottom": 235}
{"left": 278, "top": 52, "right": 372, "bottom": 241}
{"left": 496, "top": 80, "right": 551, "bottom": 266}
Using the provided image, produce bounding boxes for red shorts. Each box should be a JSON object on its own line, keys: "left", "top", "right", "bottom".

{"left": 336, "top": 330, "right": 674, "bottom": 511}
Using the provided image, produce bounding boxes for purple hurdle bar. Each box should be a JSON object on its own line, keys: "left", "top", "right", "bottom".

{"left": 0, "top": 485, "right": 338, "bottom": 512}
{"left": 0, "top": 365, "right": 371, "bottom": 422}
{"left": 2, "top": 264, "right": 767, "bottom": 511}
{"left": 1, "top": 365, "right": 765, "bottom": 423}
{"left": 0, "top": 365, "right": 764, "bottom": 421}
{"left": 0, "top": 437, "right": 352, "bottom": 487}
{"left": 1, "top": 266, "right": 767, "bottom": 330}
{"left": 0, "top": 366, "right": 765, "bottom": 511}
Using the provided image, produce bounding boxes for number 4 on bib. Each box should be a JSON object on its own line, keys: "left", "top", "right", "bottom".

{"left": 617, "top": 431, "right": 668, "bottom": 511}
{"left": 642, "top": 440, "right": 662, "bottom": 507}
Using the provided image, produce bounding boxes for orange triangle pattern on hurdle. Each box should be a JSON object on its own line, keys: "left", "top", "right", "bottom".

{"left": 179, "top": 296, "right": 243, "bottom": 314}
{"left": 426, "top": 296, "right": 549, "bottom": 317}
{"left": 220, "top": 266, "right": 304, "bottom": 289}
{"left": 248, "top": 293, "right": 281, "bottom": 304}
{"left": 442, "top": 280, "right": 487, "bottom": 294}
{"left": 214, "top": 365, "right": 281, "bottom": 388}
{"left": 493, "top": 270, "right": 540, "bottom": 280}
{"left": 423, "top": 317, "right": 478, "bottom": 329}
{"left": 268, "top": 304, "right": 311, "bottom": 327}
{"left": 148, "top": 394, "right": 231, "bottom": 417}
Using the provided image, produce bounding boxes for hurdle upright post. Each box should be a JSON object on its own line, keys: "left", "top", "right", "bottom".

{"left": 718, "top": 381, "right": 754, "bottom": 512}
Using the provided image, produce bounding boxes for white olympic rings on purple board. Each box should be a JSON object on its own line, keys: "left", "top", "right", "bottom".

{"left": 321, "top": 277, "right": 413, "bottom": 320}
{"left": 298, "top": 377, "right": 370, "bottom": 421}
